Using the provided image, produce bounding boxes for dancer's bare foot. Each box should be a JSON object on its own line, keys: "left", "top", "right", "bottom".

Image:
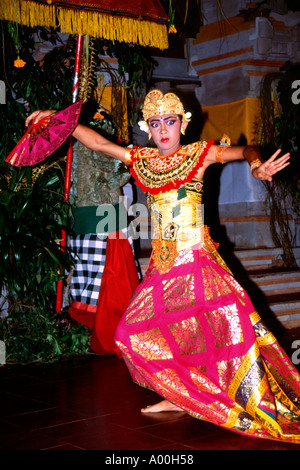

{"left": 141, "top": 399, "right": 184, "bottom": 413}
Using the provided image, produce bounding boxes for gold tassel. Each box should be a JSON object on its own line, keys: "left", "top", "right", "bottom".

{"left": 1, "top": 0, "right": 56, "bottom": 29}
{"left": 57, "top": 9, "right": 168, "bottom": 49}
{"left": 1, "top": 0, "right": 168, "bottom": 49}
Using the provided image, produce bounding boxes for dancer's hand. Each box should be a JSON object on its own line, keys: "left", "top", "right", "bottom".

{"left": 25, "top": 110, "right": 55, "bottom": 127}
{"left": 252, "top": 149, "right": 290, "bottom": 182}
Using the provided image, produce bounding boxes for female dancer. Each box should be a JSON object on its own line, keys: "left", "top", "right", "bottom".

{"left": 26, "top": 89, "right": 300, "bottom": 442}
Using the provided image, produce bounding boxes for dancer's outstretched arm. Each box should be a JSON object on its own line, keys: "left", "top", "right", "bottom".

{"left": 25, "top": 110, "right": 127, "bottom": 162}
{"left": 204, "top": 144, "right": 290, "bottom": 182}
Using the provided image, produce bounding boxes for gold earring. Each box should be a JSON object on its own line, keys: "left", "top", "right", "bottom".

{"left": 148, "top": 131, "right": 152, "bottom": 140}
{"left": 181, "top": 127, "right": 185, "bottom": 135}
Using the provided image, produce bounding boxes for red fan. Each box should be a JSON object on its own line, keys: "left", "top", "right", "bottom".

{"left": 6, "top": 100, "right": 82, "bottom": 167}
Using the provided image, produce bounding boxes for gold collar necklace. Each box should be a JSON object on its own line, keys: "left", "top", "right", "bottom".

{"left": 158, "top": 145, "right": 182, "bottom": 159}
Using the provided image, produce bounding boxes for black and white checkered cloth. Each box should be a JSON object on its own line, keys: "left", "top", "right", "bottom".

{"left": 69, "top": 230, "right": 140, "bottom": 306}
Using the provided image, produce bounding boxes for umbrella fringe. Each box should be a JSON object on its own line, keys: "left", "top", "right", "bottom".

{"left": 1, "top": 0, "right": 168, "bottom": 49}
{"left": 2, "top": 0, "right": 56, "bottom": 29}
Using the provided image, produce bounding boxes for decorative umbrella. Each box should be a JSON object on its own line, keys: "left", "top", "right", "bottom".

{"left": 1, "top": 0, "right": 169, "bottom": 312}
{"left": 1, "top": 0, "right": 169, "bottom": 49}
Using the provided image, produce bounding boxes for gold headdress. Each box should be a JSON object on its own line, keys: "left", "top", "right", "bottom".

{"left": 142, "top": 89, "right": 185, "bottom": 121}
{"left": 138, "top": 89, "right": 191, "bottom": 134}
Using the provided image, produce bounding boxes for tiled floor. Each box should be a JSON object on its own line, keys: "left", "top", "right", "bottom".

{"left": 1, "top": 328, "right": 300, "bottom": 451}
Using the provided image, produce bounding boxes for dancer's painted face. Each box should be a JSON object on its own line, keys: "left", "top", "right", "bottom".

{"left": 148, "top": 114, "right": 185, "bottom": 156}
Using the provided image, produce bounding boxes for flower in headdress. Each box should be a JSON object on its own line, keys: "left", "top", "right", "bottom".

{"left": 138, "top": 120, "right": 149, "bottom": 133}
{"left": 182, "top": 112, "right": 192, "bottom": 123}
{"left": 47, "top": 0, "right": 52, "bottom": 4}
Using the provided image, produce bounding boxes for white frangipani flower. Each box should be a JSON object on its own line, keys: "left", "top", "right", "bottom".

{"left": 183, "top": 112, "right": 192, "bottom": 122}
{"left": 138, "top": 120, "right": 149, "bottom": 133}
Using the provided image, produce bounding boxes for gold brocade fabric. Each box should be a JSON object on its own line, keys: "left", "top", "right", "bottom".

{"left": 114, "top": 150, "right": 300, "bottom": 444}
{"left": 115, "top": 253, "right": 300, "bottom": 443}
{"left": 148, "top": 179, "right": 205, "bottom": 273}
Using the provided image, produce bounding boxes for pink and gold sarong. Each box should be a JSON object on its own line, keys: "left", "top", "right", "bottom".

{"left": 115, "top": 242, "right": 300, "bottom": 442}
{"left": 115, "top": 146, "right": 300, "bottom": 443}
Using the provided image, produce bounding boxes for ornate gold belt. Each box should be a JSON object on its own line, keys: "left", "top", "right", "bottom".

{"left": 151, "top": 238, "right": 178, "bottom": 274}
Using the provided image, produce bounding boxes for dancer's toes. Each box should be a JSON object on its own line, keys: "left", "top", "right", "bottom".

{"left": 141, "top": 399, "right": 184, "bottom": 413}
